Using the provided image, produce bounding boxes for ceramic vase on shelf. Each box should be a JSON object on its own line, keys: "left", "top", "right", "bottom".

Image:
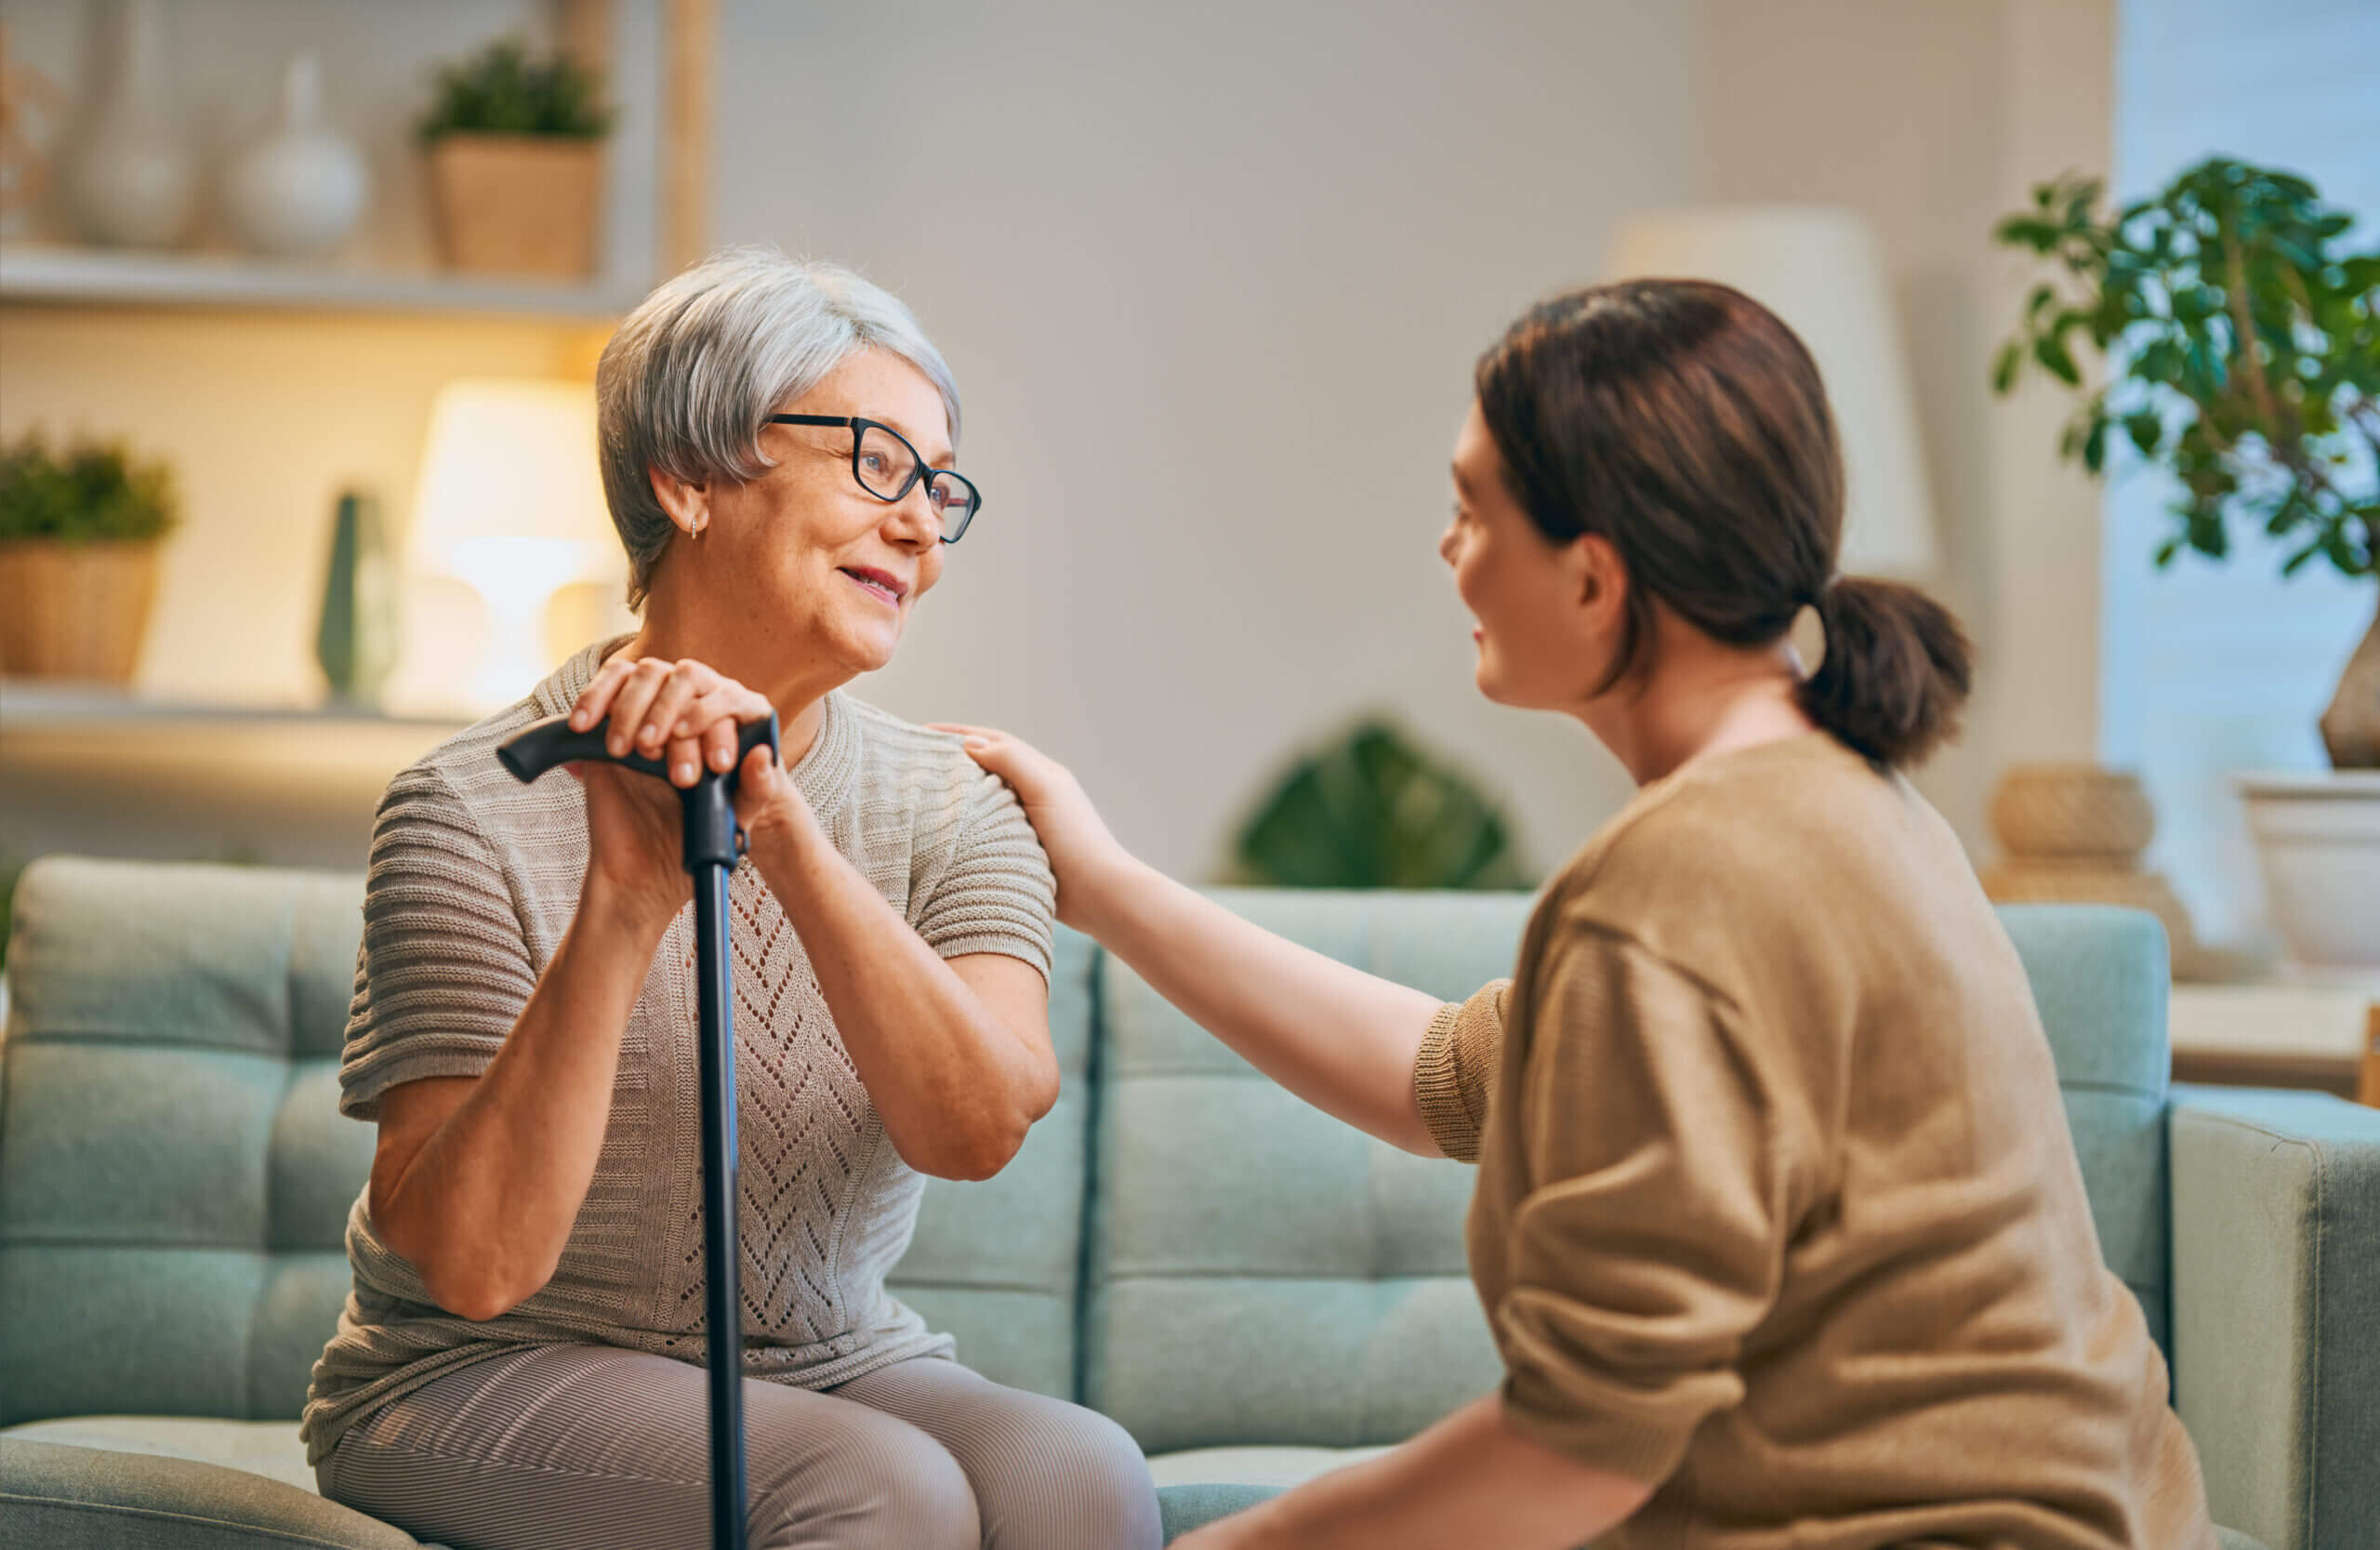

{"left": 62, "top": 0, "right": 195, "bottom": 248}
{"left": 1979, "top": 763, "right": 2207, "bottom": 979}
{"left": 315, "top": 488, "right": 398, "bottom": 707}
{"left": 222, "top": 52, "right": 369, "bottom": 259}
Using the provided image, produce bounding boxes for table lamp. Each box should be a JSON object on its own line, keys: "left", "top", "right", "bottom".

{"left": 404, "top": 378, "right": 619, "bottom": 712}
{"left": 1606, "top": 205, "right": 1938, "bottom": 576}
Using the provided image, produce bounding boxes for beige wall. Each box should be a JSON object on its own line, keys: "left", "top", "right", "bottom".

{"left": 1700, "top": 0, "right": 2114, "bottom": 854}
{"left": 710, "top": 0, "right": 1699, "bottom": 881}
{"left": 6, "top": 0, "right": 2121, "bottom": 884}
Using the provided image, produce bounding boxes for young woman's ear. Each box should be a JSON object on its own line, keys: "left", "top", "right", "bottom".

{"left": 1571, "top": 533, "right": 1626, "bottom": 612}
{"left": 647, "top": 465, "right": 711, "bottom": 537}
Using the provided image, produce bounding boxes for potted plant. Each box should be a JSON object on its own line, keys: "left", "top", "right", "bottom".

{"left": 0, "top": 432, "right": 178, "bottom": 682}
{"left": 1992, "top": 156, "right": 2379, "bottom": 969}
{"left": 417, "top": 38, "right": 612, "bottom": 280}
{"left": 1234, "top": 720, "right": 1532, "bottom": 890}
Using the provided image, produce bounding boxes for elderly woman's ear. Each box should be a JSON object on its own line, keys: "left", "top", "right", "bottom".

{"left": 647, "top": 465, "right": 710, "bottom": 537}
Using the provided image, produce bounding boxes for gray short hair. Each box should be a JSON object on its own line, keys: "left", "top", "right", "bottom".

{"left": 596, "top": 245, "right": 962, "bottom": 606}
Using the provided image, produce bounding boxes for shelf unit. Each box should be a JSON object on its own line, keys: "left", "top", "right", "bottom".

{"left": 0, "top": 682, "right": 470, "bottom": 871}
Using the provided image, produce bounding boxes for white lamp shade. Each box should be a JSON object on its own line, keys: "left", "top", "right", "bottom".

{"left": 407, "top": 378, "right": 617, "bottom": 577}
{"left": 400, "top": 378, "right": 623, "bottom": 713}
{"left": 1606, "top": 205, "right": 1938, "bottom": 576}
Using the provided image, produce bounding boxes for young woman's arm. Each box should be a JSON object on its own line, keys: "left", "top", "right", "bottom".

{"left": 937, "top": 724, "right": 1499, "bottom": 1159}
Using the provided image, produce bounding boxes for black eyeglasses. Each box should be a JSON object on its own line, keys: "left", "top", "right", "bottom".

{"left": 766, "top": 415, "right": 981, "bottom": 543}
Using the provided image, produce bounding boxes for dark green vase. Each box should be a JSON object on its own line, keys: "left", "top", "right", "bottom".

{"left": 315, "top": 489, "right": 397, "bottom": 707}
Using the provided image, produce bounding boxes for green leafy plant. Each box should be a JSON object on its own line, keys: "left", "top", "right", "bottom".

{"left": 1990, "top": 156, "right": 2377, "bottom": 581}
{"left": 0, "top": 432, "right": 178, "bottom": 543}
{"left": 416, "top": 38, "right": 612, "bottom": 142}
{"left": 1233, "top": 720, "right": 1532, "bottom": 890}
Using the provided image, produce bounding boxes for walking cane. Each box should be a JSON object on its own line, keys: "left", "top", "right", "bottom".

{"left": 496, "top": 709, "right": 781, "bottom": 1550}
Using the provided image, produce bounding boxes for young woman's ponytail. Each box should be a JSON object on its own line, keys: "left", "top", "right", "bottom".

{"left": 1795, "top": 576, "right": 1974, "bottom": 769}
{"left": 1476, "top": 280, "right": 1977, "bottom": 772}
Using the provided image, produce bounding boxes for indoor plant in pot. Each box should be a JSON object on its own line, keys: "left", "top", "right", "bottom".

{"left": 1992, "top": 156, "right": 2378, "bottom": 969}
{"left": 0, "top": 431, "right": 178, "bottom": 682}
{"left": 417, "top": 38, "right": 611, "bottom": 281}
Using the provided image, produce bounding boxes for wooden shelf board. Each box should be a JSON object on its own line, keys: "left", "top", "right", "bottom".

{"left": 0, "top": 244, "right": 641, "bottom": 322}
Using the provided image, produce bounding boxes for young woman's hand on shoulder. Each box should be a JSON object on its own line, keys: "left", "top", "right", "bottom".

{"left": 931, "top": 723, "right": 1133, "bottom": 931}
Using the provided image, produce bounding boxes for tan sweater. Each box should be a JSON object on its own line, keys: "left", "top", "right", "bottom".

{"left": 299, "top": 638, "right": 1055, "bottom": 1464}
{"left": 1414, "top": 732, "right": 2213, "bottom": 1550}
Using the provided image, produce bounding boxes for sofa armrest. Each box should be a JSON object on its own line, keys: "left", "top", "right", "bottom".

{"left": 0, "top": 1436, "right": 420, "bottom": 1550}
{"left": 2168, "top": 1085, "right": 2380, "bottom": 1550}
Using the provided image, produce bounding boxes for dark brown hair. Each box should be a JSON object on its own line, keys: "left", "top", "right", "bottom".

{"left": 1474, "top": 278, "right": 1972, "bottom": 769}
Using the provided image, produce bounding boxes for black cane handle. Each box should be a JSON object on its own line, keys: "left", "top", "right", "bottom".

{"left": 497, "top": 712, "right": 781, "bottom": 786}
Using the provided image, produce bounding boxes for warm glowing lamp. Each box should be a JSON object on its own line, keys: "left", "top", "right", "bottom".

{"left": 1606, "top": 205, "right": 1939, "bottom": 576}
{"left": 405, "top": 378, "right": 618, "bottom": 711}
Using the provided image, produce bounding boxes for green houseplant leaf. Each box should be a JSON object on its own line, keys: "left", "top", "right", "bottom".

{"left": 0, "top": 432, "right": 179, "bottom": 543}
{"left": 1989, "top": 156, "right": 2377, "bottom": 585}
{"left": 1233, "top": 720, "right": 1532, "bottom": 890}
{"left": 417, "top": 38, "right": 613, "bottom": 143}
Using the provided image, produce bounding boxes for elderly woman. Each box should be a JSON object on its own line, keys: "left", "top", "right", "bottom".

{"left": 298, "top": 248, "right": 1160, "bottom": 1550}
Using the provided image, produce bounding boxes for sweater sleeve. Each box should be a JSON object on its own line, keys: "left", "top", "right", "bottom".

{"left": 1490, "top": 922, "right": 1820, "bottom": 1484}
{"left": 911, "top": 766, "right": 1058, "bottom": 980}
{"left": 337, "top": 764, "right": 537, "bottom": 1120}
{"left": 1413, "top": 978, "right": 1510, "bottom": 1161}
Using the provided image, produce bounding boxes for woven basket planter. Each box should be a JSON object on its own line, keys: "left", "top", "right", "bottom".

{"left": 0, "top": 538, "right": 160, "bottom": 682}
{"left": 427, "top": 134, "right": 603, "bottom": 280}
{"left": 1989, "top": 762, "right": 2156, "bottom": 860}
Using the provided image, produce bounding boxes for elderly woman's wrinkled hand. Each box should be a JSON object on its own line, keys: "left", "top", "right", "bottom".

{"left": 569, "top": 653, "right": 774, "bottom": 788}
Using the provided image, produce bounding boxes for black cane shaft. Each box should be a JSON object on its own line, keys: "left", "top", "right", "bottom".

{"left": 693, "top": 862, "right": 749, "bottom": 1550}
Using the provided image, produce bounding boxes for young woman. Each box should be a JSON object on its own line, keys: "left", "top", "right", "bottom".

{"left": 943, "top": 280, "right": 2216, "bottom": 1549}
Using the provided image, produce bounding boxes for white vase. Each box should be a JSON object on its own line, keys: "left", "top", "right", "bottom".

{"left": 2238, "top": 771, "right": 2380, "bottom": 972}
{"left": 62, "top": 0, "right": 197, "bottom": 248}
{"left": 221, "top": 52, "right": 369, "bottom": 258}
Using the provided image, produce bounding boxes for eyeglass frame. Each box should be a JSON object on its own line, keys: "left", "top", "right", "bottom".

{"left": 764, "top": 414, "right": 981, "bottom": 543}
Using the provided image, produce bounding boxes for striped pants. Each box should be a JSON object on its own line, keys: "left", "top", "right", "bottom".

{"left": 318, "top": 1345, "right": 1163, "bottom": 1550}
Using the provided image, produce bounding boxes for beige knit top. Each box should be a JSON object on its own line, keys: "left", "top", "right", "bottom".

{"left": 1412, "top": 732, "right": 2213, "bottom": 1550}
{"left": 299, "top": 639, "right": 1056, "bottom": 1465}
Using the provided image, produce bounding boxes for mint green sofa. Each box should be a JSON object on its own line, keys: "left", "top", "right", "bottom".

{"left": 3, "top": 857, "right": 2372, "bottom": 1549}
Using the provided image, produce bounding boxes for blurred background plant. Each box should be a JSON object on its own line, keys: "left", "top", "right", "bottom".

{"left": 1990, "top": 154, "right": 2379, "bottom": 768}
{"left": 416, "top": 37, "right": 611, "bottom": 143}
{"left": 1232, "top": 720, "right": 1533, "bottom": 890}
{"left": 0, "top": 431, "right": 178, "bottom": 542}
{"left": 1990, "top": 155, "right": 2375, "bottom": 585}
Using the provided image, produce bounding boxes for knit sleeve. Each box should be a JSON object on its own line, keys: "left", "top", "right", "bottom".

{"left": 337, "top": 763, "right": 537, "bottom": 1120}
{"left": 1413, "top": 978, "right": 1510, "bottom": 1162}
{"left": 1489, "top": 922, "right": 1821, "bottom": 1484}
{"left": 911, "top": 765, "right": 1057, "bottom": 980}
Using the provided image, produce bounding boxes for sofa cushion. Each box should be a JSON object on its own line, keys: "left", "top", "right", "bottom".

{"left": 1997, "top": 907, "right": 2175, "bottom": 1353}
{"left": 3, "top": 1416, "right": 319, "bottom": 1493}
{"left": 1084, "top": 889, "right": 1527, "bottom": 1453}
{"left": 0, "top": 857, "right": 1105, "bottom": 1424}
{"left": 0, "top": 1435, "right": 423, "bottom": 1550}
{"left": 0, "top": 860, "right": 368, "bottom": 1427}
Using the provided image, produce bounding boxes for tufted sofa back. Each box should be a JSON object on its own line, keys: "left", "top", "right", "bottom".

{"left": 0, "top": 859, "right": 369, "bottom": 1424}
{"left": 0, "top": 859, "right": 2177, "bottom": 1446}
